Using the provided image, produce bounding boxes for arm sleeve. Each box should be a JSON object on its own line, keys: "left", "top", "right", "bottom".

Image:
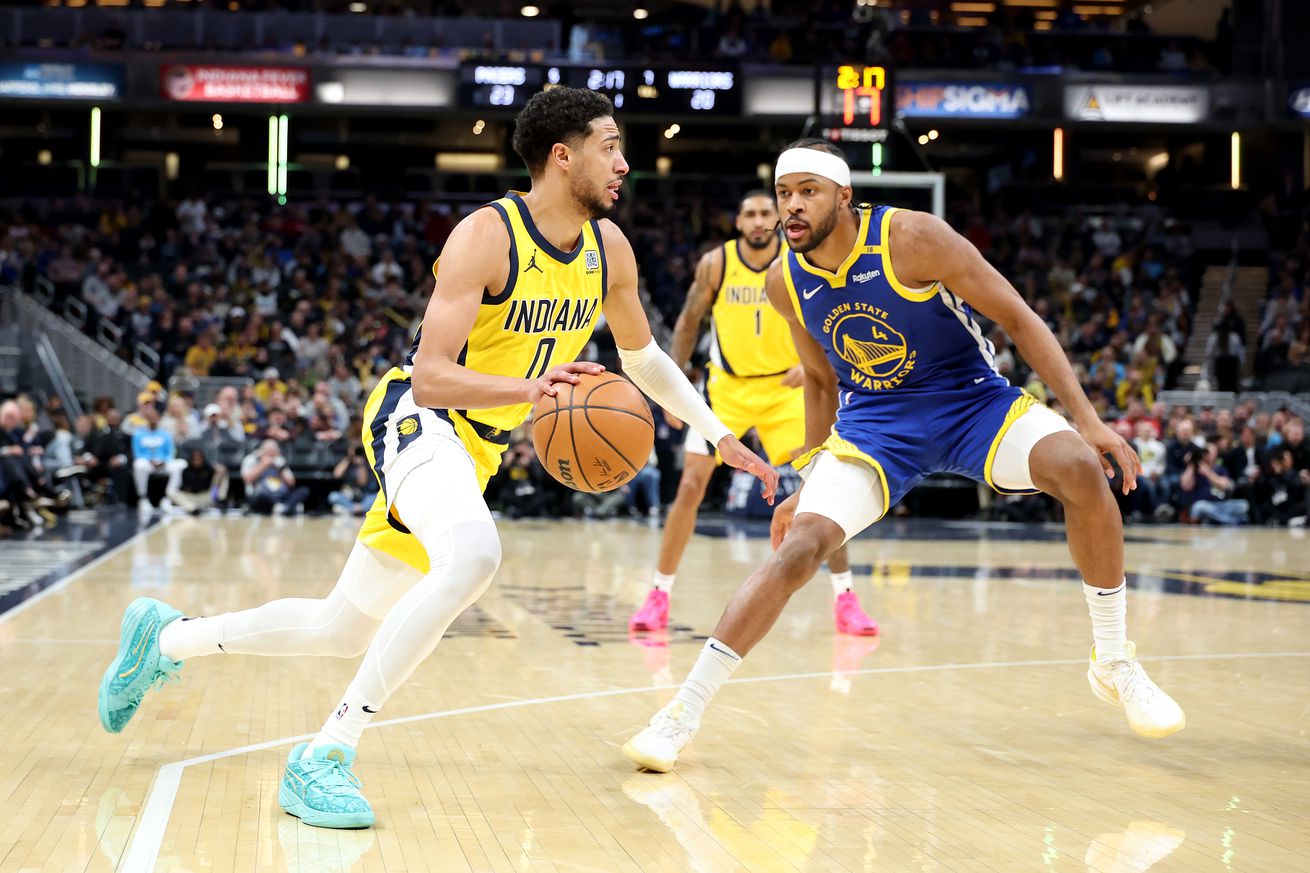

{"left": 618, "top": 338, "right": 732, "bottom": 447}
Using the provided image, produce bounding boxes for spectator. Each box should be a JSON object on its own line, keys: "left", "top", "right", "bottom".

{"left": 1130, "top": 421, "right": 1171, "bottom": 521}
{"left": 169, "top": 447, "right": 227, "bottom": 515}
{"left": 327, "top": 360, "right": 363, "bottom": 412}
{"left": 1224, "top": 425, "right": 1265, "bottom": 484}
{"left": 241, "top": 439, "right": 309, "bottom": 515}
{"left": 176, "top": 195, "right": 208, "bottom": 237}
{"left": 626, "top": 447, "right": 662, "bottom": 518}
{"left": 254, "top": 367, "right": 288, "bottom": 406}
{"left": 185, "top": 330, "right": 219, "bottom": 378}
{"left": 1253, "top": 446, "right": 1307, "bottom": 526}
{"left": 131, "top": 405, "right": 185, "bottom": 512}
{"left": 161, "top": 394, "right": 200, "bottom": 444}
{"left": 1179, "top": 444, "right": 1248, "bottom": 525}
{"left": 327, "top": 443, "right": 378, "bottom": 517}
{"left": 1204, "top": 322, "right": 1244, "bottom": 392}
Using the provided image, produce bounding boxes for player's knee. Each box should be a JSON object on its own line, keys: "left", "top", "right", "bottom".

{"left": 1052, "top": 443, "right": 1108, "bottom": 505}
{"left": 674, "top": 470, "right": 711, "bottom": 504}
{"left": 448, "top": 520, "right": 502, "bottom": 589}
{"left": 772, "top": 528, "right": 834, "bottom": 593}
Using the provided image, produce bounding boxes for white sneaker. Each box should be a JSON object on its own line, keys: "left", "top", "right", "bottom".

{"left": 137, "top": 498, "right": 152, "bottom": 514}
{"left": 1087, "top": 642, "right": 1186, "bottom": 738}
{"left": 160, "top": 497, "right": 175, "bottom": 512}
{"left": 623, "top": 701, "right": 700, "bottom": 773}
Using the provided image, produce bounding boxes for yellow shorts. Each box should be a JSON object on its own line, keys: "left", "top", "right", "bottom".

{"left": 684, "top": 366, "right": 806, "bottom": 466}
{"left": 356, "top": 368, "right": 508, "bottom": 574}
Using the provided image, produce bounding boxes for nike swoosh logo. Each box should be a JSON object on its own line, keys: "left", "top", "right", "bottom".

{"left": 973, "top": 377, "right": 986, "bottom": 384}
{"left": 362, "top": 705, "right": 379, "bottom": 713}
{"left": 1096, "top": 586, "right": 1126, "bottom": 596}
{"left": 802, "top": 285, "right": 822, "bottom": 300}
{"left": 708, "top": 641, "right": 739, "bottom": 659}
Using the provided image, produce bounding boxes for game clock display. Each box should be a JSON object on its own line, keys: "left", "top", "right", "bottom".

{"left": 457, "top": 62, "right": 741, "bottom": 116}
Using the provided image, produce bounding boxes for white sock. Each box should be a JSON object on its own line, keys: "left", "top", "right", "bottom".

{"left": 652, "top": 571, "right": 675, "bottom": 592}
{"left": 673, "top": 637, "right": 741, "bottom": 716}
{"left": 308, "top": 683, "right": 379, "bottom": 754}
{"left": 830, "top": 570, "right": 853, "bottom": 598}
{"left": 1084, "top": 580, "right": 1127, "bottom": 661}
{"left": 158, "top": 615, "right": 225, "bottom": 662}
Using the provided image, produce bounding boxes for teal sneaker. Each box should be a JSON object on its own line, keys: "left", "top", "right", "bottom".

{"left": 97, "top": 597, "right": 184, "bottom": 734}
{"left": 279, "top": 743, "right": 375, "bottom": 829}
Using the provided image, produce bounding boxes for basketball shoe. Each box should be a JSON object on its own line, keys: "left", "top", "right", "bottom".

{"left": 629, "top": 588, "right": 670, "bottom": 632}
{"left": 280, "top": 743, "right": 375, "bottom": 829}
{"left": 98, "top": 597, "right": 184, "bottom": 734}
{"left": 623, "top": 700, "right": 700, "bottom": 773}
{"left": 834, "top": 591, "right": 879, "bottom": 636}
{"left": 1087, "top": 642, "right": 1185, "bottom": 738}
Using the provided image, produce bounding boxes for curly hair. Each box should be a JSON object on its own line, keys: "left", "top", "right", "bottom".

{"left": 512, "top": 87, "right": 615, "bottom": 177}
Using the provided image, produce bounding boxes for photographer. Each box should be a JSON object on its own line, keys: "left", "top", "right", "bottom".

{"left": 1253, "top": 447, "right": 1307, "bottom": 526}
{"left": 1179, "top": 444, "right": 1248, "bottom": 525}
{"left": 241, "top": 439, "right": 309, "bottom": 516}
{"left": 327, "top": 443, "right": 378, "bottom": 517}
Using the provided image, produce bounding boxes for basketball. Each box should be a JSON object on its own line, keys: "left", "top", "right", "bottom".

{"left": 532, "top": 372, "right": 655, "bottom": 493}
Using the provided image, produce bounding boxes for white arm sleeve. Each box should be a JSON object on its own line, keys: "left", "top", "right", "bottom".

{"left": 618, "top": 338, "right": 732, "bottom": 447}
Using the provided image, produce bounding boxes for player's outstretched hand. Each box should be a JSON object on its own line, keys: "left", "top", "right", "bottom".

{"left": 1079, "top": 418, "right": 1141, "bottom": 495}
{"left": 717, "top": 435, "right": 778, "bottom": 504}
{"left": 769, "top": 491, "right": 801, "bottom": 549}
{"left": 528, "top": 361, "right": 606, "bottom": 403}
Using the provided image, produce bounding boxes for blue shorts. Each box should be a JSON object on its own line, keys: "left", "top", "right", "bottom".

{"left": 798, "top": 380, "right": 1041, "bottom": 516}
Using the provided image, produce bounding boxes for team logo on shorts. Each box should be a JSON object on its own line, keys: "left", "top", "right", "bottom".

{"left": 823, "top": 302, "right": 917, "bottom": 390}
{"left": 396, "top": 415, "right": 423, "bottom": 450}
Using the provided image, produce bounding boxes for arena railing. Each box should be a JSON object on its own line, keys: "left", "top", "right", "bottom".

{"left": 1158, "top": 389, "right": 1310, "bottom": 420}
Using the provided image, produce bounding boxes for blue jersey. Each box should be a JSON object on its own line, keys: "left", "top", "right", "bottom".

{"left": 783, "top": 205, "right": 1041, "bottom": 517}
{"left": 781, "top": 205, "right": 1006, "bottom": 403}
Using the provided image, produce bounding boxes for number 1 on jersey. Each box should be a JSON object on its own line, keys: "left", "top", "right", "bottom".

{"left": 755, "top": 309, "right": 762, "bottom": 336}
{"left": 525, "top": 336, "right": 557, "bottom": 380}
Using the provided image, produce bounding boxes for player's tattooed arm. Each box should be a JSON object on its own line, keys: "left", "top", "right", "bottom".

{"left": 667, "top": 247, "right": 723, "bottom": 371}
{"left": 410, "top": 208, "right": 600, "bottom": 408}
{"left": 765, "top": 259, "right": 837, "bottom": 454}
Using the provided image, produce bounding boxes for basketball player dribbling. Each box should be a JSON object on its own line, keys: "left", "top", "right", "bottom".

{"left": 629, "top": 190, "right": 878, "bottom": 636}
{"left": 624, "top": 140, "right": 1185, "bottom": 773}
{"left": 96, "top": 88, "right": 777, "bottom": 828}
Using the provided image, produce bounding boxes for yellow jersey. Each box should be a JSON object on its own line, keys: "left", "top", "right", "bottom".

{"left": 708, "top": 239, "right": 799, "bottom": 377}
{"left": 404, "top": 191, "right": 608, "bottom": 486}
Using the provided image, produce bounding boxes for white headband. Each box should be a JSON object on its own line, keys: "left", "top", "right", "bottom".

{"left": 774, "top": 148, "right": 851, "bottom": 187}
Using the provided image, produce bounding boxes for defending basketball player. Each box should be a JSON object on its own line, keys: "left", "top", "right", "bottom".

{"left": 624, "top": 140, "right": 1185, "bottom": 773}
{"left": 96, "top": 87, "right": 776, "bottom": 829}
{"left": 629, "top": 191, "right": 878, "bottom": 636}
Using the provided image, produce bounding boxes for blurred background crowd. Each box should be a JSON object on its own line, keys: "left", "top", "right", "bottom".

{"left": 1, "top": 179, "right": 1306, "bottom": 536}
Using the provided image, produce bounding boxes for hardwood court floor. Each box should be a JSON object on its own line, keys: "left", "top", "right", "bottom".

{"left": 1, "top": 514, "right": 1308, "bottom": 872}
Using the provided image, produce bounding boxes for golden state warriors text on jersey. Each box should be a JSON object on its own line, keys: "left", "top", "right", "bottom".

{"left": 820, "top": 300, "right": 918, "bottom": 391}
{"left": 784, "top": 204, "right": 1041, "bottom": 517}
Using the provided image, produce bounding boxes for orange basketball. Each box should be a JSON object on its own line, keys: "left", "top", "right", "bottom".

{"left": 531, "top": 372, "right": 655, "bottom": 493}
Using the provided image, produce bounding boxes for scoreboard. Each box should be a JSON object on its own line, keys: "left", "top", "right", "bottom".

{"left": 457, "top": 62, "right": 741, "bottom": 116}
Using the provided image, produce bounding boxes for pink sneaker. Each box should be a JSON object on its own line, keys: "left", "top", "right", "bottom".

{"left": 834, "top": 591, "right": 879, "bottom": 636}
{"left": 629, "top": 588, "right": 670, "bottom": 632}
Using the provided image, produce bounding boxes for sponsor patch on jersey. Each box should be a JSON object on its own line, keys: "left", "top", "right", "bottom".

{"left": 585, "top": 250, "right": 600, "bottom": 272}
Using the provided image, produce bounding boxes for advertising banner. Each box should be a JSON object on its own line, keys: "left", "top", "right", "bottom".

{"left": 1065, "top": 84, "right": 1208, "bottom": 123}
{"left": 0, "top": 62, "right": 123, "bottom": 100}
{"left": 161, "top": 65, "right": 310, "bottom": 103}
{"left": 897, "top": 82, "right": 1032, "bottom": 119}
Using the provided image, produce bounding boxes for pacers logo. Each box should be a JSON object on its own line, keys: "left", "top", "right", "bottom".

{"left": 396, "top": 415, "right": 422, "bottom": 450}
{"left": 823, "top": 301, "right": 916, "bottom": 390}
